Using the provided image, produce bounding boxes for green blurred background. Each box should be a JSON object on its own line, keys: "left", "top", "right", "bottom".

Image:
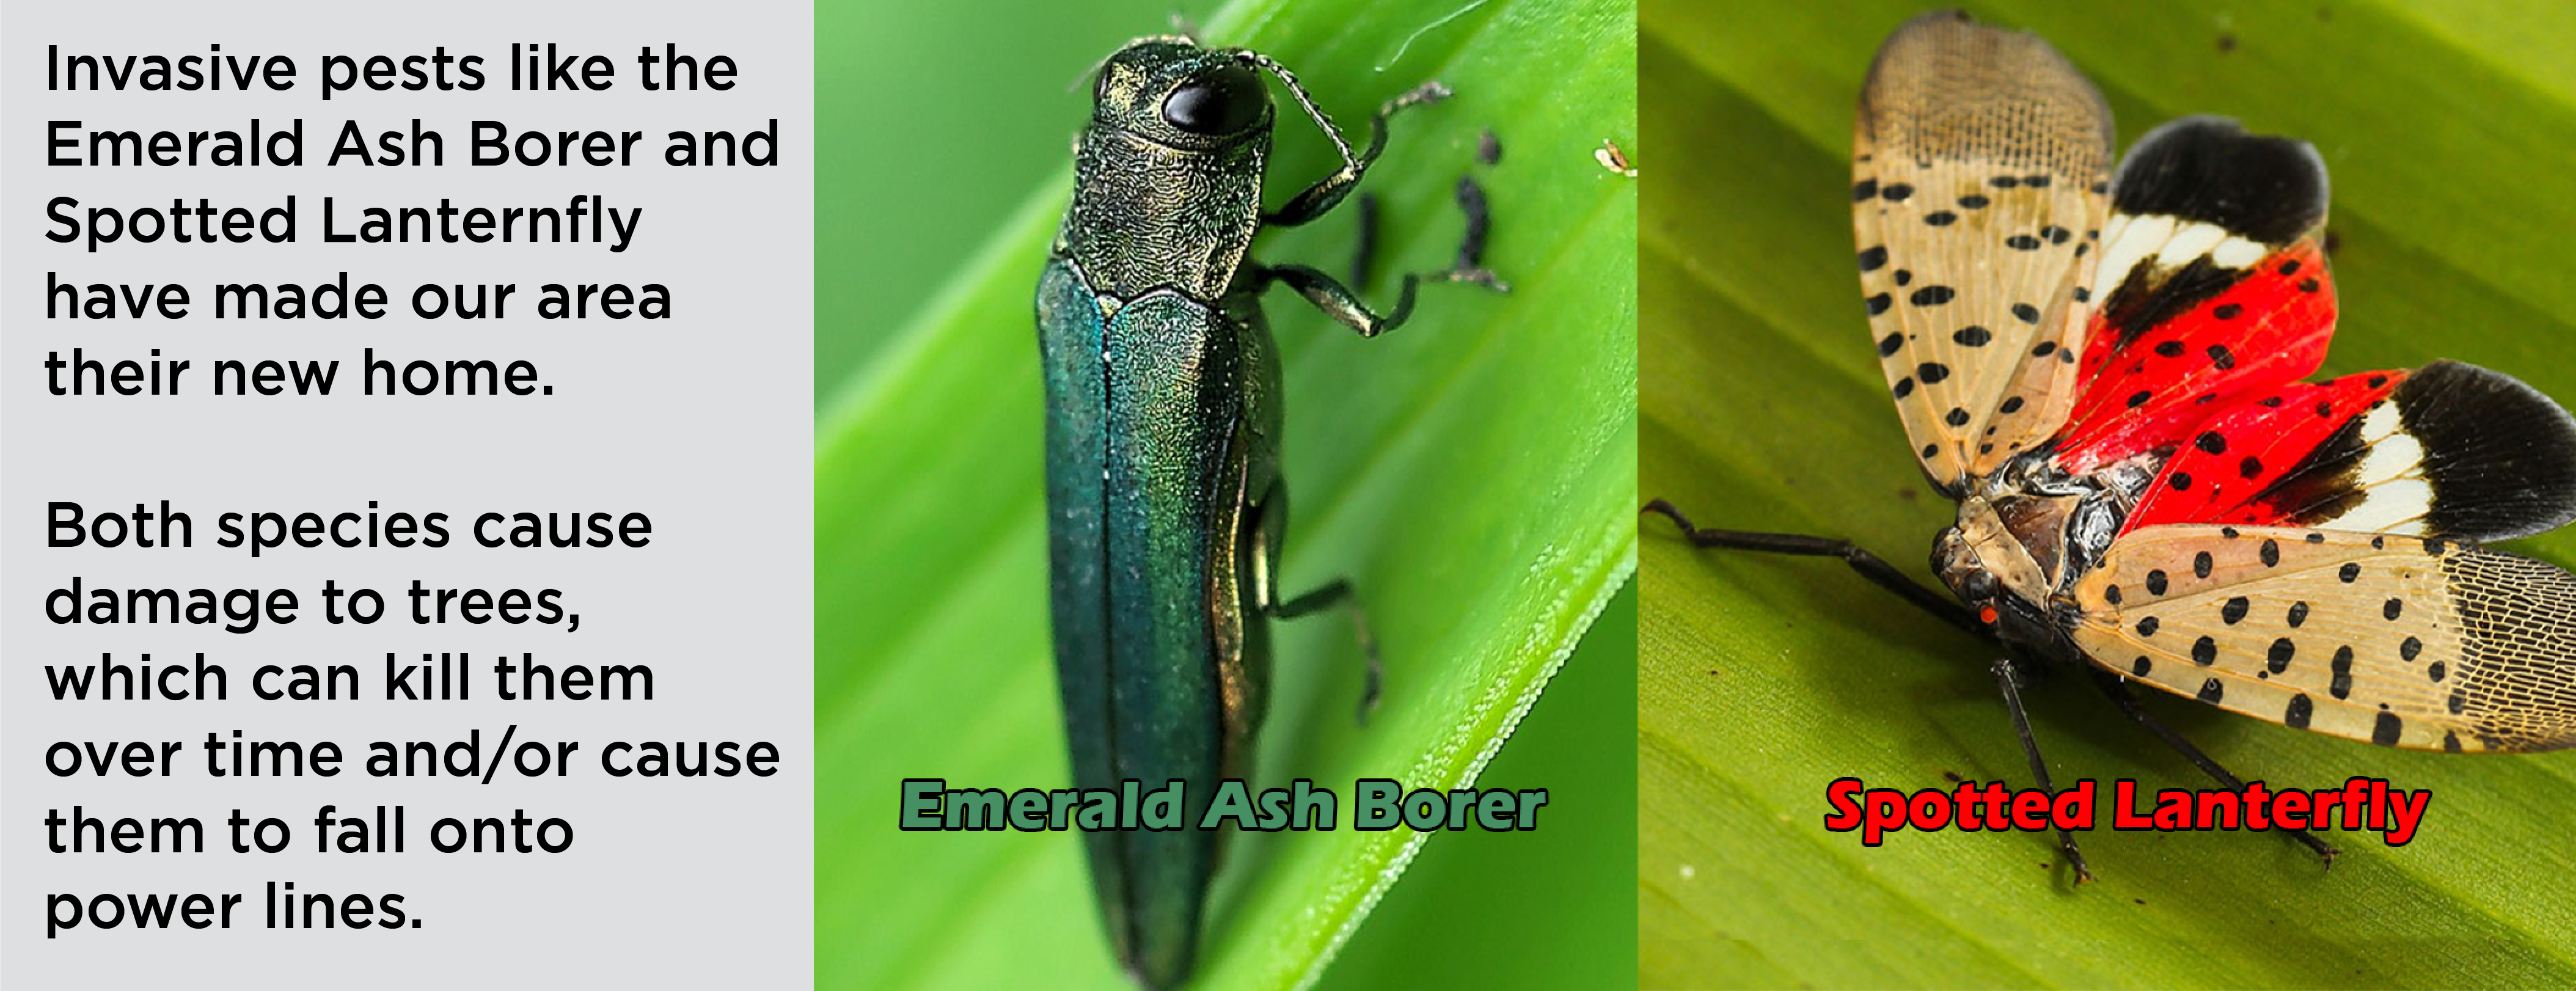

{"left": 816, "top": 0, "right": 1638, "bottom": 987}
{"left": 817, "top": 0, "right": 1187, "bottom": 397}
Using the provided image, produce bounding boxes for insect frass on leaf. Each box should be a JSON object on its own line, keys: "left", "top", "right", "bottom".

{"left": 1646, "top": 10, "right": 2576, "bottom": 883}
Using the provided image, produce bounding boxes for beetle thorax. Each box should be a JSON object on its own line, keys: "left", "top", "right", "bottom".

{"left": 1064, "top": 119, "right": 1270, "bottom": 304}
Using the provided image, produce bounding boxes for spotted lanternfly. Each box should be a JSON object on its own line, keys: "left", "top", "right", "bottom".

{"left": 1647, "top": 10, "right": 2576, "bottom": 881}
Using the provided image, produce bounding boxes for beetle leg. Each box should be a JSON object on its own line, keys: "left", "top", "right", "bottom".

{"left": 1262, "top": 81, "right": 1451, "bottom": 227}
{"left": 1257, "top": 261, "right": 1499, "bottom": 338}
{"left": 1273, "top": 579, "right": 1382, "bottom": 725}
{"left": 1250, "top": 481, "right": 1382, "bottom": 724}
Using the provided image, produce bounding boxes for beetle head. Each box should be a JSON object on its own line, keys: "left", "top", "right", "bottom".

{"left": 1092, "top": 39, "right": 1276, "bottom": 149}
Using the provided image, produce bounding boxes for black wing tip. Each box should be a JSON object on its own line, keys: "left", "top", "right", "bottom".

{"left": 2402, "top": 360, "right": 2576, "bottom": 542}
{"left": 2116, "top": 115, "right": 2330, "bottom": 245}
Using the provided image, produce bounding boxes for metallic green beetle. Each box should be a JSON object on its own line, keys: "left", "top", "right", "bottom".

{"left": 1036, "top": 33, "right": 1496, "bottom": 990}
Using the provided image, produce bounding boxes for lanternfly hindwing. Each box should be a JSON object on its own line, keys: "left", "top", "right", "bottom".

{"left": 2123, "top": 361, "right": 2576, "bottom": 538}
{"left": 2051, "top": 116, "right": 2336, "bottom": 473}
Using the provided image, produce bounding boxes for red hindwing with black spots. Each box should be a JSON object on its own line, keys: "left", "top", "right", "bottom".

{"left": 2124, "top": 371, "right": 2405, "bottom": 531}
{"left": 2054, "top": 241, "right": 2335, "bottom": 475}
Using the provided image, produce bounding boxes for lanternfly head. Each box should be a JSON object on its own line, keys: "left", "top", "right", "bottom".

{"left": 1932, "top": 527, "right": 2001, "bottom": 626}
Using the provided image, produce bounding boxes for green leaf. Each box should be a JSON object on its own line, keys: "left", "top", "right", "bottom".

{"left": 1642, "top": 1, "right": 2576, "bottom": 986}
{"left": 816, "top": 0, "right": 1637, "bottom": 986}
{"left": 1318, "top": 582, "right": 1642, "bottom": 991}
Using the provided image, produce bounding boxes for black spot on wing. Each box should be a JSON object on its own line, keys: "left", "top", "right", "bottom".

{"left": 2267, "top": 637, "right": 2296, "bottom": 673}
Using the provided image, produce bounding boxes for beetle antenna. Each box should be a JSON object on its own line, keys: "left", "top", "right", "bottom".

{"left": 1239, "top": 49, "right": 1360, "bottom": 172}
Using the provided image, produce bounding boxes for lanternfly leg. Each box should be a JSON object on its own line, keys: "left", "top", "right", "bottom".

{"left": 2088, "top": 670, "right": 2341, "bottom": 866}
{"left": 1271, "top": 578, "right": 1382, "bottom": 724}
{"left": 1641, "top": 499, "right": 1984, "bottom": 636}
{"left": 1994, "top": 657, "right": 2094, "bottom": 883}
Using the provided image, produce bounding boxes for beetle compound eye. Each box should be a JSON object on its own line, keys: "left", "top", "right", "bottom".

{"left": 1161, "top": 64, "right": 1267, "bottom": 135}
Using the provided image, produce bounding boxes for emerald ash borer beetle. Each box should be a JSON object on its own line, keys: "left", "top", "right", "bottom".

{"left": 1036, "top": 32, "right": 1500, "bottom": 990}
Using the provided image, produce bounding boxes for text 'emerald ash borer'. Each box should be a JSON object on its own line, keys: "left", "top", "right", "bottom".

{"left": 1036, "top": 31, "right": 1499, "bottom": 990}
